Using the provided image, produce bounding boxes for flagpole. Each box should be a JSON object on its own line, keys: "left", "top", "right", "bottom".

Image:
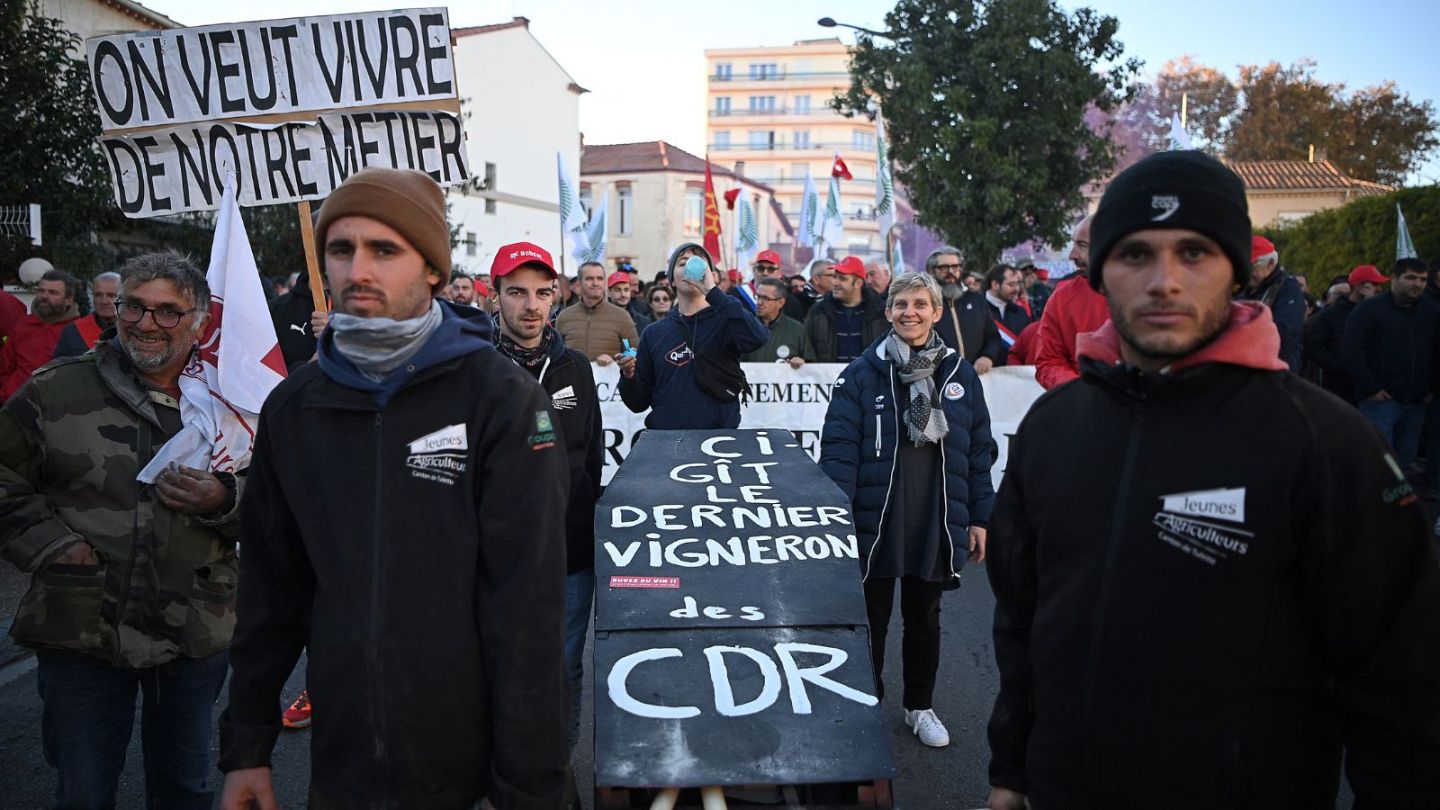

{"left": 296, "top": 201, "right": 327, "bottom": 315}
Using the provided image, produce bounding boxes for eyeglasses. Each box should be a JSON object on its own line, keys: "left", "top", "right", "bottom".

{"left": 756, "top": 295, "right": 786, "bottom": 303}
{"left": 117, "top": 300, "right": 197, "bottom": 328}
{"left": 933, "top": 263, "right": 962, "bottom": 271}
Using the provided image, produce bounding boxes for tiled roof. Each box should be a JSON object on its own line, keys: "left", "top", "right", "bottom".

{"left": 102, "top": 0, "right": 179, "bottom": 28}
{"left": 1226, "top": 160, "right": 1393, "bottom": 196}
{"left": 580, "top": 141, "right": 775, "bottom": 193}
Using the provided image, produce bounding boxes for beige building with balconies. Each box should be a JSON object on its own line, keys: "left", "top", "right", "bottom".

{"left": 704, "top": 38, "right": 884, "bottom": 262}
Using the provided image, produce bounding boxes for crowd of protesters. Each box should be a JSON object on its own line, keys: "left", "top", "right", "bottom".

{"left": 0, "top": 156, "right": 1437, "bottom": 810}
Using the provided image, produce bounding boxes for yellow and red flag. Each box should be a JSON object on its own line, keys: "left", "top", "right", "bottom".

{"left": 703, "top": 157, "right": 723, "bottom": 262}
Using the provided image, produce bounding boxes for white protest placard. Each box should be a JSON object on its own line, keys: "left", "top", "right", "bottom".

{"left": 593, "top": 363, "right": 1044, "bottom": 489}
{"left": 85, "top": 8, "right": 456, "bottom": 132}
{"left": 99, "top": 109, "right": 471, "bottom": 217}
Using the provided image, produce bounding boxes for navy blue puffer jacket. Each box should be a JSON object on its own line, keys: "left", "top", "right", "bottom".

{"left": 820, "top": 334, "right": 997, "bottom": 582}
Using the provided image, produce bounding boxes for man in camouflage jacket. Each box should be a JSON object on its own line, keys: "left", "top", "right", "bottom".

{"left": 0, "top": 251, "right": 242, "bottom": 809}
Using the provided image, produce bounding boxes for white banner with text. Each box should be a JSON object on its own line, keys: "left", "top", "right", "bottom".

{"left": 594, "top": 363, "right": 1044, "bottom": 488}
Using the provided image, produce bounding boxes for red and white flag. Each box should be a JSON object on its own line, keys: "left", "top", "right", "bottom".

{"left": 139, "top": 178, "right": 286, "bottom": 481}
{"left": 831, "top": 156, "right": 853, "bottom": 181}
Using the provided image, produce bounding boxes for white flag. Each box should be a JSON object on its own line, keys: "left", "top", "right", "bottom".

{"left": 797, "top": 170, "right": 819, "bottom": 248}
{"left": 892, "top": 237, "right": 907, "bottom": 276}
{"left": 1169, "top": 113, "right": 1194, "bottom": 150}
{"left": 572, "top": 193, "right": 608, "bottom": 264}
{"left": 1398, "top": 203, "right": 1418, "bottom": 260}
{"left": 875, "top": 114, "right": 895, "bottom": 239}
{"left": 138, "top": 177, "right": 286, "bottom": 481}
{"left": 734, "top": 191, "right": 759, "bottom": 268}
{"left": 557, "top": 152, "right": 587, "bottom": 234}
{"left": 817, "top": 164, "right": 846, "bottom": 257}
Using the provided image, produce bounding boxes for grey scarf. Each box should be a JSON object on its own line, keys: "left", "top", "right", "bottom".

{"left": 886, "top": 330, "right": 949, "bottom": 445}
{"left": 329, "top": 300, "right": 443, "bottom": 381}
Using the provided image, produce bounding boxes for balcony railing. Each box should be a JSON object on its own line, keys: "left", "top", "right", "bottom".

{"left": 709, "top": 71, "right": 851, "bottom": 82}
{"left": 708, "top": 107, "right": 831, "bottom": 118}
{"left": 709, "top": 141, "right": 878, "bottom": 153}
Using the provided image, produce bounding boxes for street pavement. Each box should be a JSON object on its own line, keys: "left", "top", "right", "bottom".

{"left": 0, "top": 565, "right": 1000, "bottom": 809}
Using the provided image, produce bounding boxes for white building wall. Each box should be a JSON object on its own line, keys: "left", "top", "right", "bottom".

{"left": 448, "top": 26, "right": 581, "bottom": 277}
{"left": 39, "top": 0, "right": 174, "bottom": 58}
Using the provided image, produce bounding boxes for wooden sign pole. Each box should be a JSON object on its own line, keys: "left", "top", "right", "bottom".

{"left": 296, "top": 200, "right": 327, "bottom": 315}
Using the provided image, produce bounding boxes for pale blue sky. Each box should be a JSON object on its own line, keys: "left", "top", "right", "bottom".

{"left": 145, "top": 0, "right": 1440, "bottom": 184}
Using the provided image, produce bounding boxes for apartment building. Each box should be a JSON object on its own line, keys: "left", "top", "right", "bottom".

{"left": 704, "top": 38, "right": 886, "bottom": 262}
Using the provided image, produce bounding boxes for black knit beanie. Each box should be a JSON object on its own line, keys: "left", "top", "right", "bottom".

{"left": 1089, "top": 150, "right": 1251, "bottom": 291}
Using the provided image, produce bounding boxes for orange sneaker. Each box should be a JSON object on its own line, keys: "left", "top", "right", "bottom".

{"left": 282, "top": 690, "right": 312, "bottom": 729}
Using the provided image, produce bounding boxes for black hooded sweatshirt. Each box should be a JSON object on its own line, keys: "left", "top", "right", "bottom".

{"left": 221, "top": 303, "right": 569, "bottom": 809}
{"left": 988, "top": 306, "right": 1440, "bottom": 809}
{"left": 495, "top": 326, "right": 602, "bottom": 573}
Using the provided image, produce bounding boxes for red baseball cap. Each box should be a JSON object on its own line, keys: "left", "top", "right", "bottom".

{"left": 1035, "top": 268, "right": 1050, "bottom": 281}
{"left": 1348, "top": 264, "right": 1389, "bottom": 286}
{"left": 835, "top": 256, "right": 867, "bottom": 279}
{"left": 491, "top": 242, "right": 556, "bottom": 279}
{"left": 1251, "top": 235, "right": 1277, "bottom": 263}
{"left": 755, "top": 249, "right": 782, "bottom": 266}
{"left": 607, "top": 271, "right": 630, "bottom": 288}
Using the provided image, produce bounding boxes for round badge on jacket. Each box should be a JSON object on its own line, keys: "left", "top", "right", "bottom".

{"left": 944, "top": 382, "right": 964, "bottom": 401}
{"left": 776, "top": 345, "right": 791, "bottom": 359}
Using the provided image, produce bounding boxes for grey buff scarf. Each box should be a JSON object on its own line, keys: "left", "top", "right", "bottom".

{"left": 886, "top": 330, "right": 950, "bottom": 445}
{"left": 329, "top": 300, "right": 443, "bottom": 381}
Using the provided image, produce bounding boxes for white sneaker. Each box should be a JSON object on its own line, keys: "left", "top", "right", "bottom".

{"left": 904, "top": 708, "right": 950, "bottom": 747}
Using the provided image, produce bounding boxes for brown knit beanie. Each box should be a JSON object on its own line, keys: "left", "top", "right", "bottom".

{"left": 316, "top": 168, "right": 452, "bottom": 289}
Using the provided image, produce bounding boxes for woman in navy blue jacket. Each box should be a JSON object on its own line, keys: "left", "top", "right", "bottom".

{"left": 820, "top": 271, "right": 996, "bottom": 749}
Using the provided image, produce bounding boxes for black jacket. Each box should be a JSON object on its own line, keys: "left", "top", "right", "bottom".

{"left": 988, "top": 350, "right": 1440, "bottom": 808}
{"left": 500, "top": 329, "right": 603, "bottom": 574}
{"left": 1238, "top": 269, "right": 1306, "bottom": 372}
{"left": 221, "top": 305, "right": 569, "bottom": 809}
{"left": 269, "top": 272, "right": 322, "bottom": 374}
{"left": 619, "top": 286, "right": 768, "bottom": 430}
{"left": 803, "top": 288, "right": 889, "bottom": 363}
{"left": 935, "top": 291, "right": 1005, "bottom": 365}
{"left": 1342, "top": 291, "right": 1439, "bottom": 403}
{"left": 1302, "top": 296, "right": 1357, "bottom": 401}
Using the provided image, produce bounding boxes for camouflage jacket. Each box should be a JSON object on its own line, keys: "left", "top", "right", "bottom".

{"left": 0, "top": 340, "right": 242, "bottom": 668}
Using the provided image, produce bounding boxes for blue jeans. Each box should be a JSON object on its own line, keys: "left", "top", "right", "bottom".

{"left": 564, "top": 569, "right": 595, "bottom": 753}
{"left": 1359, "top": 398, "right": 1427, "bottom": 472}
{"left": 35, "top": 650, "right": 229, "bottom": 810}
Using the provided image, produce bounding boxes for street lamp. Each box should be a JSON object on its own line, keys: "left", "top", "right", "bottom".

{"left": 817, "top": 17, "right": 891, "bottom": 38}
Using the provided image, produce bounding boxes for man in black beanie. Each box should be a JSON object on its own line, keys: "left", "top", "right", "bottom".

{"left": 985, "top": 150, "right": 1440, "bottom": 810}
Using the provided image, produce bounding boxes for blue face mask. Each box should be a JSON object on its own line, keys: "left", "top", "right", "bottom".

{"left": 683, "top": 256, "right": 708, "bottom": 282}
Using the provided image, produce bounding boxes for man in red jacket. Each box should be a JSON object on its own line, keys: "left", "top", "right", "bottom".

{"left": 0, "top": 269, "right": 80, "bottom": 401}
{"left": 1031, "top": 215, "right": 1110, "bottom": 389}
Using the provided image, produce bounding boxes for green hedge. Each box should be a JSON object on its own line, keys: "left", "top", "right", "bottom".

{"left": 1258, "top": 185, "right": 1439, "bottom": 290}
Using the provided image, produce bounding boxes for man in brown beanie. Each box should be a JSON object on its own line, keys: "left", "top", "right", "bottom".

{"left": 219, "top": 167, "right": 570, "bottom": 809}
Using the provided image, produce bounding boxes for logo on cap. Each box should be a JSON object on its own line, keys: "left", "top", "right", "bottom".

{"left": 1151, "top": 195, "right": 1181, "bottom": 221}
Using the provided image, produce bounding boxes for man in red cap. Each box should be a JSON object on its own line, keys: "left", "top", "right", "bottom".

{"left": 490, "top": 242, "right": 604, "bottom": 762}
{"left": 804, "top": 256, "right": 888, "bottom": 363}
{"left": 1304, "top": 264, "right": 1387, "bottom": 401}
{"left": 1238, "top": 235, "right": 1305, "bottom": 372}
{"left": 727, "top": 249, "right": 782, "bottom": 312}
{"left": 607, "top": 270, "right": 651, "bottom": 334}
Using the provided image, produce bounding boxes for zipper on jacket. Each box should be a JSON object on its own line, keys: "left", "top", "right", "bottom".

{"left": 370, "top": 412, "right": 390, "bottom": 795}
{"left": 1079, "top": 405, "right": 1144, "bottom": 787}
{"left": 935, "top": 361, "right": 965, "bottom": 582}
{"left": 865, "top": 373, "right": 902, "bottom": 582}
{"left": 874, "top": 415, "right": 882, "bottom": 458}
